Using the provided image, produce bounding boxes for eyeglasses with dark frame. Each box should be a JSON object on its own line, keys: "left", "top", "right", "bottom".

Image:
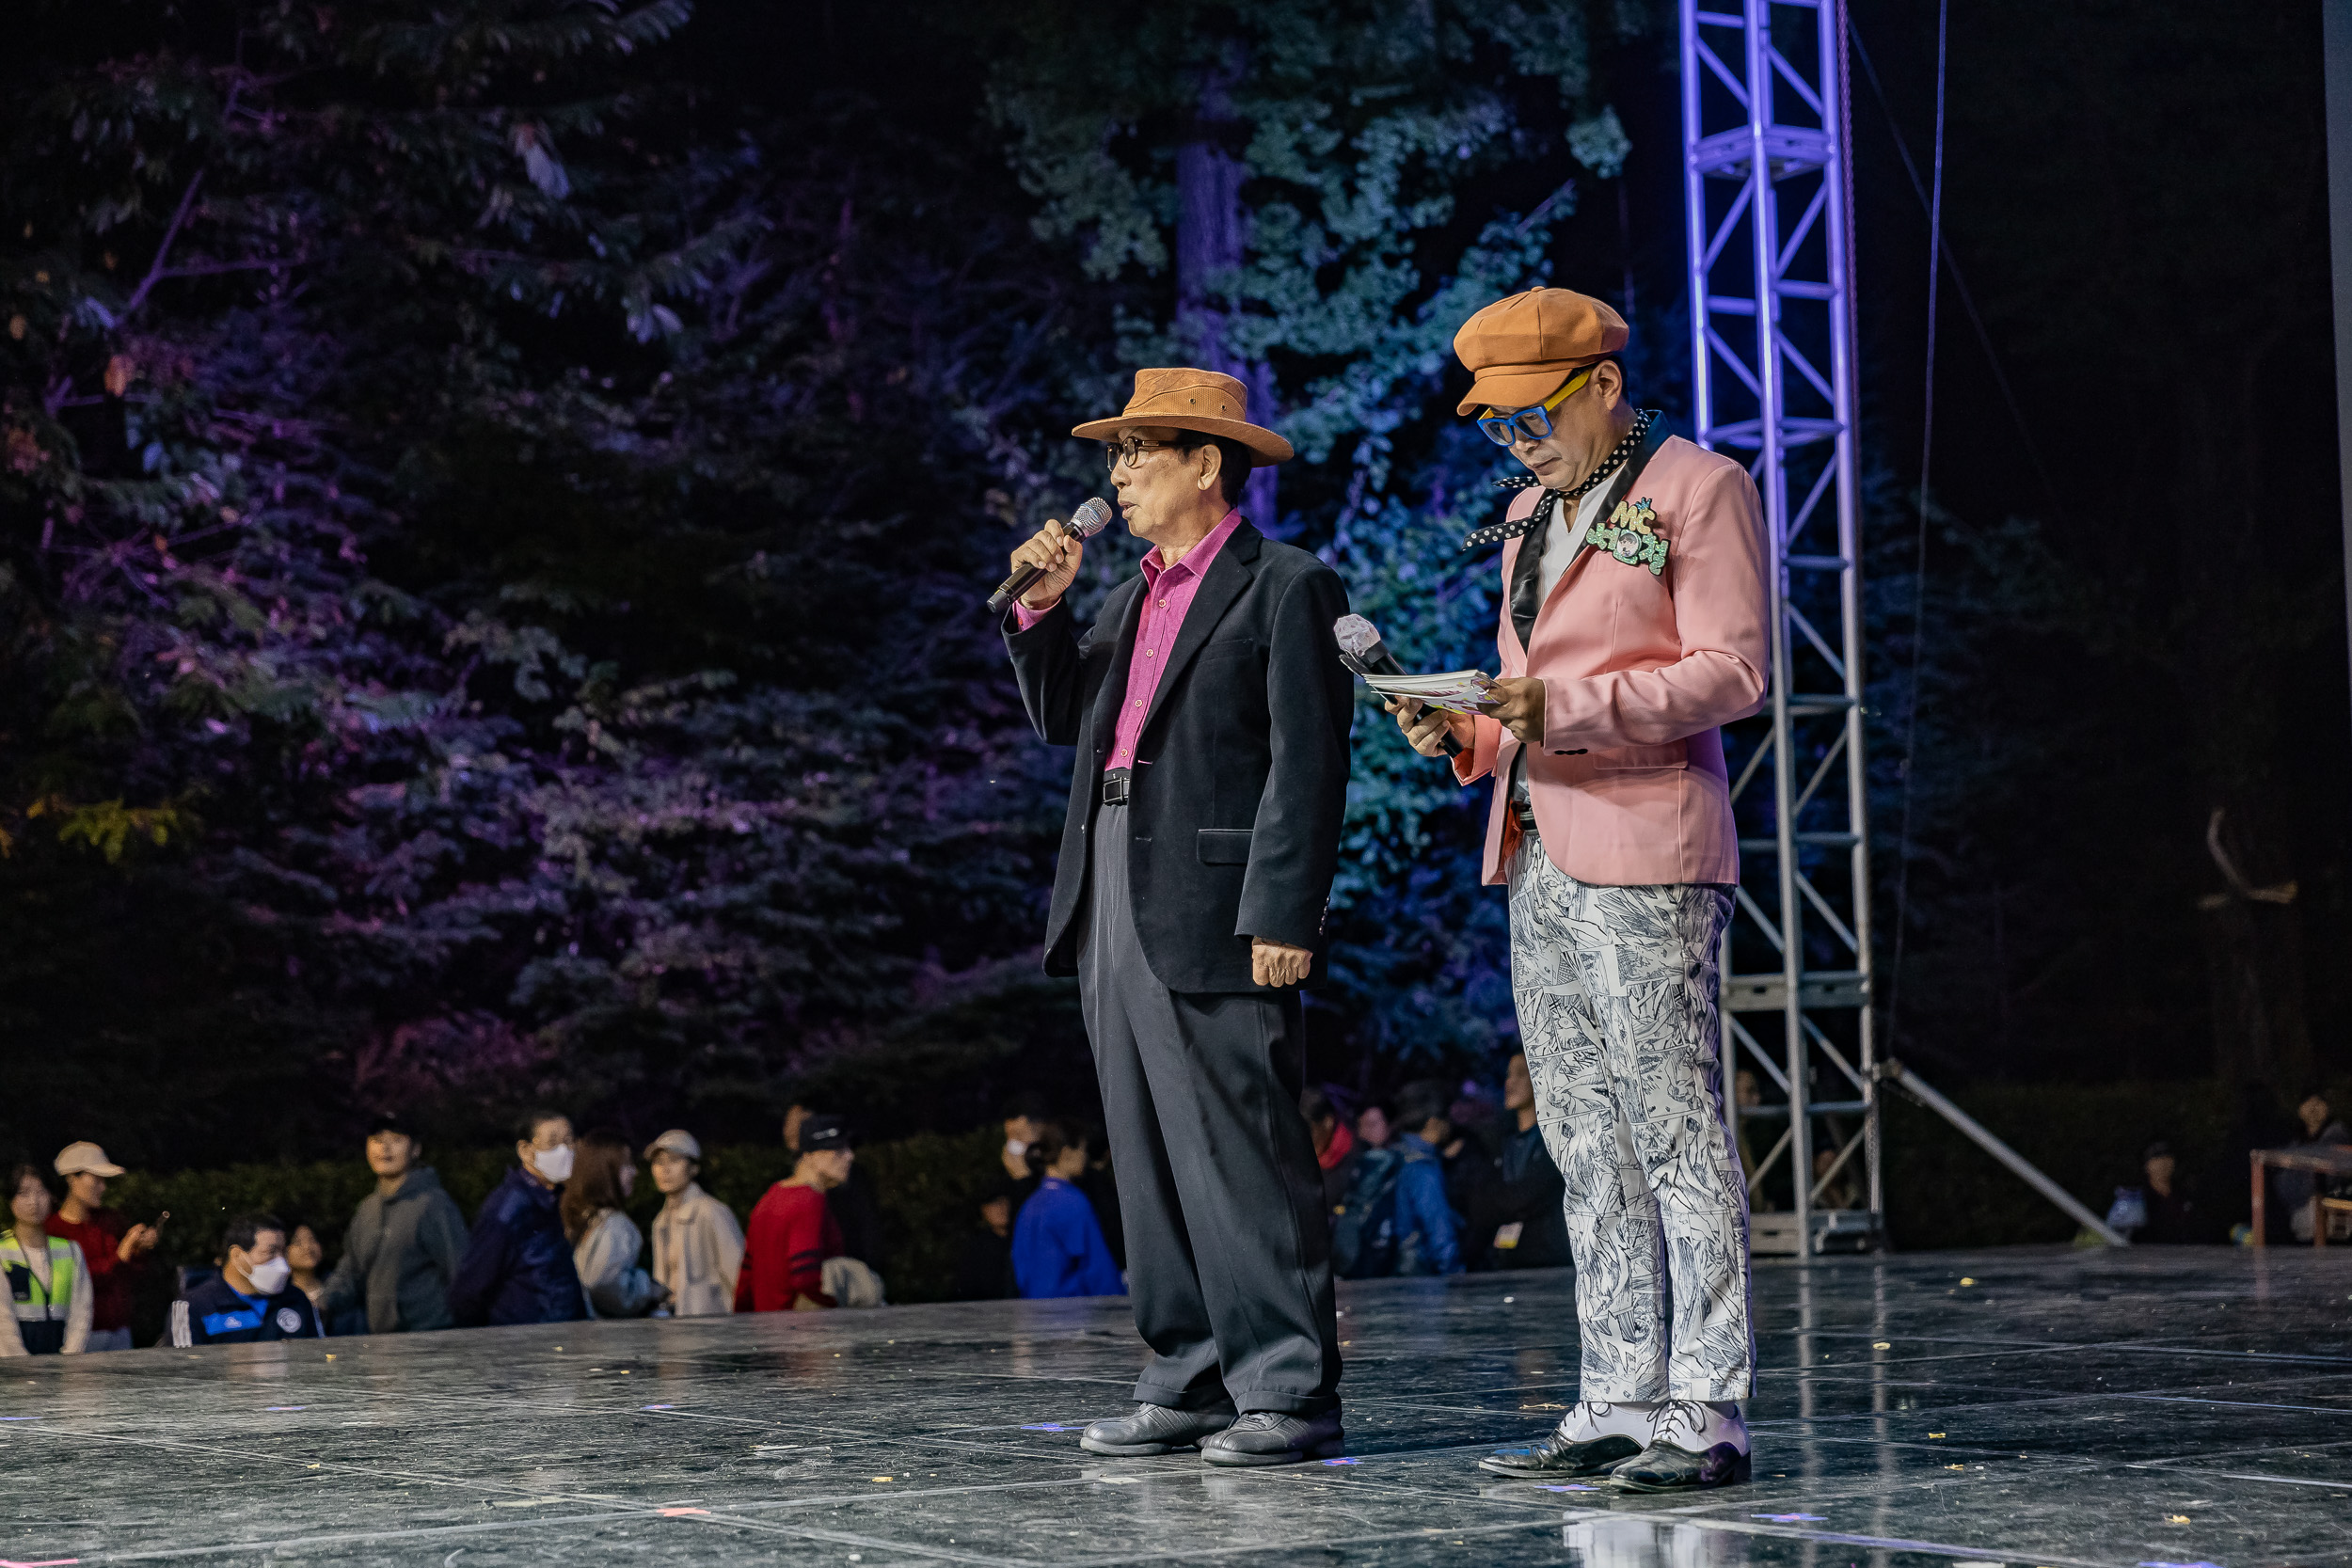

{"left": 1104, "top": 435, "right": 1205, "bottom": 472}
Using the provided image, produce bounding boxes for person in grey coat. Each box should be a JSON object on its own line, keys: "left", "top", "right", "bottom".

{"left": 319, "top": 1113, "right": 469, "bottom": 1335}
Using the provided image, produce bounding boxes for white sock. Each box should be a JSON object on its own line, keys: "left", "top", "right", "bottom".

{"left": 1560, "top": 1400, "right": 1659, "bottom": 1443}
{"left": 1647, "top": 1399, "right": 1749, "bottom": 1453}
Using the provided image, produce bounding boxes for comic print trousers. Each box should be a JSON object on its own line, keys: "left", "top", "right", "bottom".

{"left": 1508, "top": 831, "right": 1756, "bottom": 1402}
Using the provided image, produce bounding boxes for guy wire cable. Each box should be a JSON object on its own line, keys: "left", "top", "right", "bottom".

{"left": 1849, "top": 17, "right": 2059, "bottom": 516}
{"left": 1884, "top": 0, "right": 1948, "bottom": 1055}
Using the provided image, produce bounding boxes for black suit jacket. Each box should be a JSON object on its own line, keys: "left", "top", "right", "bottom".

{"left": 1005, "top": 520, "right": 1353, "bottom": 993}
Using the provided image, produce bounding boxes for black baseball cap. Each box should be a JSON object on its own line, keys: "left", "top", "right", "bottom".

{"left": 797, "top": 1115, "right": 851, "bottom": 1152}
{"left": 365, "top": 1111, "right": 416, "bottom": 1138}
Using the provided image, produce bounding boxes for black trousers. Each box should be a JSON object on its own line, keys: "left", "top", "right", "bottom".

{"left": 1079, "top": 802, "right": 1342, "bottom": 1415}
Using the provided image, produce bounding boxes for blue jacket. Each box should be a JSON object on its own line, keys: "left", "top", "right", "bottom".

{"left": 1012, "top": 1178, "right": 1125, "bottom": 1299}
{"left": 168, "top": 1275, "right": 322, "bottom": 1346}
{"left": 1394, "top": 1134, "right": 1464, "bottom": 1275}
{"left": 447, "top": 1168, "right": 588, "bottom": 1327}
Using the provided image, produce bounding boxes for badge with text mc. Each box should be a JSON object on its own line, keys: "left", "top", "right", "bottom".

{"left": 1587, "top": 496, "right": 1668, "bottom": 576}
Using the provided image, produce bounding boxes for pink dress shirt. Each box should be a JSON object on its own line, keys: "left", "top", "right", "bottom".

{"left": 1016, "top": 508, "right": 1245, "bottom": 772}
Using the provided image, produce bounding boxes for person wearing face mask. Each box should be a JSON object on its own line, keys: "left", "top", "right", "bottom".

{"left": 166, "top": 1212, "right": 322, "bottom": 1347}
{"left": 446, "top": 1109, "right": 590, "bottom": 1327}
{"left": 3, "top": 1164, "right": 92, "bottom": 1355}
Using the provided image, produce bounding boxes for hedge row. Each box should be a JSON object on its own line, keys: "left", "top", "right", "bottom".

{"left": 89, "top": 1077, "right": 2326, "bottom": 1346}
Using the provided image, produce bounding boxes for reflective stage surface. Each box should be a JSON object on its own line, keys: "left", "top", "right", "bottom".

{"left": 5, "top": 1247, "right": 2348, "bottom": 1565}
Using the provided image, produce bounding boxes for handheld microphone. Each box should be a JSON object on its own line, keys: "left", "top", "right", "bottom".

{"left": 988, "top": 497, "right": 1117, "bottom": 616}
{"left": 1333, "top": 613, "right": 1463, "bottom": 757}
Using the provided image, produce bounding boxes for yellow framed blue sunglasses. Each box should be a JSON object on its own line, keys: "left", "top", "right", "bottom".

{"left": 1476, "top": 365, "right": 1594, "bottom": 447}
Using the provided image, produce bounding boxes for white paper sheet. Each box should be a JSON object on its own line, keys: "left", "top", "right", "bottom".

{"left": 1358, "top": 669, "right": 1495, "bottom": 714}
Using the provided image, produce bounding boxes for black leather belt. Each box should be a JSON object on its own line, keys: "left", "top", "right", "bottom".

{"left": 1101, "top": 768, "right": 1134, "bottom": 806}
{"left": 1512, "top": 796, "right": 1538, "bottom": 833}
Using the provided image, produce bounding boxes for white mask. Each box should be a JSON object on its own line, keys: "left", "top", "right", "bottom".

{"left": 531, "top": 1143, "right": 575, "bottom": 1183}
{"left": 242, "top": 1254, "right": 293, "bottom": 1295}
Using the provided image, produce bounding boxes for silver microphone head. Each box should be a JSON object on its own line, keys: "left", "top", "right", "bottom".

{"left": 1332, "top": 613, "right": 1383, "bottom": 660}
{"left": 1067, "top": 496, "right": 1117, "bottom": 539}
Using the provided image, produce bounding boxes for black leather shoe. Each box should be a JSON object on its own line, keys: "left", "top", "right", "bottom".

{"left": 1199, "top": 1408, "right": 1345, "bottom": 1466}
{"left": 1608, "top": 1440, "right": 1751, "bottom": 1492}
{"left": 1478, "top": 1426, "right": 1645, "bottom": 1478}
{"left": 1079, "top": 1402, "right": 1236, "bottom": 1457}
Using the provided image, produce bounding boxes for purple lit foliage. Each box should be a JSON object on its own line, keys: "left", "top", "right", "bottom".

{"left": 0, "top": 2, "right": 1100, "bottom": 1156}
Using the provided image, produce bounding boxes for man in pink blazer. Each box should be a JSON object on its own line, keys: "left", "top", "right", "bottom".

{"left": 1393, "top": 288, "right": 1770, "bottom": 1492}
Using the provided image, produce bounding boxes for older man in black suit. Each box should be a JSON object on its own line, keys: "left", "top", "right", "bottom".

{"left": 1002, "top": 367, "right": 1353, "bottom": 1466}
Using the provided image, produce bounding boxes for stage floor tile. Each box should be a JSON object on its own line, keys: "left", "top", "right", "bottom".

{"left": 3, "top": 1245, "right": 2348, "bottom": 1565}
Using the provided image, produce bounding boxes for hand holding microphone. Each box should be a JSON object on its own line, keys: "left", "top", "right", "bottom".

{"left": 1333, "top": 613, "right": 1467, "bottom": 759}
{"left": 990, "top": 496, "right": 1117, "bottom": 616}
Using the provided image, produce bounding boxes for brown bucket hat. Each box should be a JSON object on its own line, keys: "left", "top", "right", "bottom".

{"left": 1454, "top": 288, "right": 1629, "bottom": 415}
{"left": 1072, "top": 368, "right": 1295, "bottom": 465}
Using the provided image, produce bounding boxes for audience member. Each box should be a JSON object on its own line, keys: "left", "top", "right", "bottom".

{"left": 1012, "top": 1123, "right": 1125, "bottom": 1300}
{"left": 646, "top": 1130, "right": 743, "bottom": 1317}
{"left": 1483, "top": 1052, "right": 1571, "bottom": 1271}
{"left": 1390, "top": 1081, "right": 1466, "bottom": 1276}
{"left": 1439, "top": 1081, "right": 1506, "bottom": 1266}
{"left": 1445, "top": 1080, "right": 1503, "bottom": 1160}
{"left": 1000, "top": 1093, "right": 1050, "bottom": 1186}
{"left": 285, "top": 1226, "right": 329, "bottom": 1314}
{"left": 951, "top": 1182, "right": 1019, "bottom": 1301}
{"left": 1331, "top": 1100, "right": 1404, "bottom": 1278}
{"left": 787, "top": 1102, "right": 887, "bottom": 1275}
{"left": 564, "top": 1130, "right": 669, "bottom": 1319}
{"left": 2, "top": 1164, "right": 90, "bottom": 1355}
{"left": 320, "top": 1111, "right": 469, "bottom": 1337}
{"left": 448, "top": 1110, "right": 588, "bottom": 1327}
{"left": 995, "top": 1094, "right": 1047, "bottom": 1240}
{"left": 167, "top": 1212, "right": 323, "bottom": 1346}
{"left": 2296, "top": 1086, "right": 2348, "bottom": 1144}
{"left": 1301, "top": 1089, "right": 1355, "bottom": 1210}
{"left": 46, "top": 1142, "right": 157, "bottom": 1352}
{"left": 2280, "top": 1085, "right": 2352, "bottom": 1243}
{"left": 739, "top": 1115, "right": 854, "bottom": 1311}
{"left": 2137, "top": 1141, "right": 2200, "bottom": 1244}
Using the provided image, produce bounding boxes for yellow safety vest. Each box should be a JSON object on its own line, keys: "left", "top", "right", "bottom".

{"left": 1, "top": 1228, "right": 78, "bottom": 1325}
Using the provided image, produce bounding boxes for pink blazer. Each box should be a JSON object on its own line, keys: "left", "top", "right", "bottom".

{"left": 1454, "top": 436, "right": 1771, "bottom": 887}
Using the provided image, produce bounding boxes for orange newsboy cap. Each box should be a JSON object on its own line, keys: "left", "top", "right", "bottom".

{"left": 1453, "top": 288, "right": 1629, "bottom": 415}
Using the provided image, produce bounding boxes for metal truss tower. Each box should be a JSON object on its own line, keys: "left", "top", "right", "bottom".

{"left": 1681, "top": 0, "right": 1879, "bottom": 1257}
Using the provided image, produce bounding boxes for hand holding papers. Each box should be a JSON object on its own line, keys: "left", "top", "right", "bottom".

{"left": 1332, "top": 614, "right": 1482, "bottom": 760}
{"left": 1353, "top": 668, "right": 1497, "bottom": 716}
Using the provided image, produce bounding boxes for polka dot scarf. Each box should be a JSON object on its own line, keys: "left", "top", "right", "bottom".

{"left": 1460, "top": 408, "right": 1661, "bottom": 552}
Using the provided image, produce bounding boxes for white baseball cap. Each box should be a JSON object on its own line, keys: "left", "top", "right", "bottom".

{"left": 644, "top": 1129, "right": 702, "bottom": 1162}
{"left": 55, "top": 1142, "right": 125, "bottom": 1178}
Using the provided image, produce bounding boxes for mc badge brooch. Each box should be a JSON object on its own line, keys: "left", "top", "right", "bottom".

{"left": 1586, "top": 497, "right": 1668, "bottom": 576}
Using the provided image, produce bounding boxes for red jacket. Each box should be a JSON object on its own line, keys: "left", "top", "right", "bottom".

{"left": 735, "top": 1182, "right": 841, "bottom": 1311}
{"left": 46, "top": 1208, "right": 138, "bottom": 1332}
